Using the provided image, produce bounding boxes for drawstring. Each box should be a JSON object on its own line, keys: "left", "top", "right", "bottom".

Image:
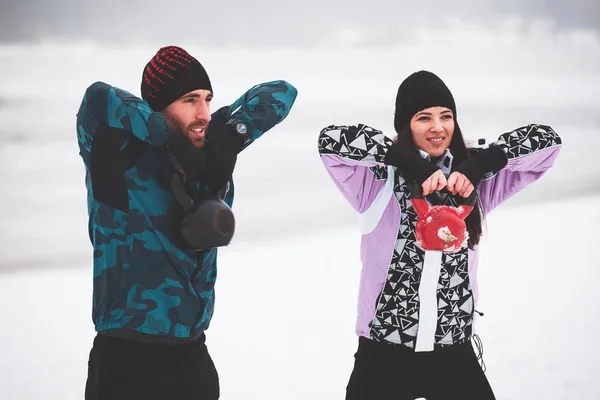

{"left": 474, "top": 309, "right": 485, "bottom": 317}
{"left": 471, "top": 334, "right": 487, "bottom": 372}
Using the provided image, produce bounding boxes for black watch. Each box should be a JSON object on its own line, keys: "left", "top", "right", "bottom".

{"left": 227, "top": 118, "right": 250, "bottom": 144}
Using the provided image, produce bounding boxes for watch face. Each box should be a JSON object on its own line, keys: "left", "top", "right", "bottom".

{"left": 236, "top": 122, "right": 248, "bottom": 135}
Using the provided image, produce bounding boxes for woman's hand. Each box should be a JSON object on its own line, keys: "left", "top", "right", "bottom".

{"left": 446, "top": 172, "right": 474, "bottom": 198}
{"left": 422, "top": 170, "right": 447, "bottom": 196}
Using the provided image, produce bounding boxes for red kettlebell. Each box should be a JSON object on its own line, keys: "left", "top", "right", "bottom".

{"left": 410, "top": 183, "right": 476, "bottom": 253}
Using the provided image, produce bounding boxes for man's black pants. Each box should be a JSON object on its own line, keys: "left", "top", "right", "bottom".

{"left": 85, "top": 333, "right": 219, "bottom": 400}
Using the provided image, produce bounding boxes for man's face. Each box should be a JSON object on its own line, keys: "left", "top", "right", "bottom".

{"left": 161, "top": 89, "right": 213, "bottom": 148}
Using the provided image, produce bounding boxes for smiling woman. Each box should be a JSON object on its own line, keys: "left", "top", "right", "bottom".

{"left": 410, "top": 107, "right": 455, "bottom": 157}
{"left": 317, "top": 69, "right": 561, "bottom": 400}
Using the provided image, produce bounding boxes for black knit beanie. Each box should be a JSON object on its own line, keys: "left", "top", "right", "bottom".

{"left": 141, "top": 46, "right": 212, "bottom": 111}
{"left": 393, "top": 70, "right": 456, "bottom": 132}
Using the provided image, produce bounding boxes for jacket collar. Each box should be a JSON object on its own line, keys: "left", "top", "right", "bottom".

{"left": 418, "top": 148, "right": 454, "bottom": 176}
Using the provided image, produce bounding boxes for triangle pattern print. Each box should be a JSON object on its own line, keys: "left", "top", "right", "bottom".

{"left": 436, "top": 191, "right": 474, "bottom": 346}
{"left": 370, "top": 176, "right": 424, "bottom": 348}
{"left": 436, "top": 249, "right": 474, "bottom": 346}
{"left": 369, "top": 175, "right": 476, "bottom": 349}
{"left": 318, "top": 124, "right": 394, "bottom": 164}
{"left": 496, "top": 124, "right": 562, "bottom": 159}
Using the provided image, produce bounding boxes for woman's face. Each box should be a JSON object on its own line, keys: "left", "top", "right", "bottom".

{"left": 409, "top": 106, "right": 455, "bottom": 157}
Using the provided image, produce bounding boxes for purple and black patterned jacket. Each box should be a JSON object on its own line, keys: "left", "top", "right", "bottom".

{"left": 318, "top": 123, "right": 561, "bottom": 351}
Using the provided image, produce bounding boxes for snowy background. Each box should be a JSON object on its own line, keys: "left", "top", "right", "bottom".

{"left": 1, "top": 3, "right": 600, "bottom": 399}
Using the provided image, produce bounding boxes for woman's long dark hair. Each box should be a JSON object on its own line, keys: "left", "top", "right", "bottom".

{"left": 396, "top": 122, "right": 484, "bottom": 249}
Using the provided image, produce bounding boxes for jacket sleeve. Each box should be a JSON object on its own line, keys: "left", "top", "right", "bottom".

{"left": 76, "top": 81, "right": 170, "bottom": 155}
{"left": 227, "top": 80, "right": 298, "bottom": 151}
{"left": 478, "top": 124, "right": 562, "bottom": 214}
{"left": 318, "top": 124, "right": 395, "bottom": 213}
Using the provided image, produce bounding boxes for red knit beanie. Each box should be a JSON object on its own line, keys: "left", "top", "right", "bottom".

{"left": 141, "top": 46, "right": 212, "bottom": 111}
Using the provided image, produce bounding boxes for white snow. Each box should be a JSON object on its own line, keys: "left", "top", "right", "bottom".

{"left": 437, "top": 226, "right": 458, "bottom": 243}
{"left": 1, "top": 39, "right": 599, "bottom": 399}
{"left": 0, "top": 195, "right": 599, "bottom": 399}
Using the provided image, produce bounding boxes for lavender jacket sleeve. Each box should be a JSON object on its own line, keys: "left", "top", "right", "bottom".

{"left": 478, "top": 124, "right": 562, "bottom": 214}
{"left": 318, "top": 124, "right": 395, "bottom": 213}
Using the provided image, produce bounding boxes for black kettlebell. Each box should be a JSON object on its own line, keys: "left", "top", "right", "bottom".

{"left": 170, "top": 170, "right": 235, "bottom": 251}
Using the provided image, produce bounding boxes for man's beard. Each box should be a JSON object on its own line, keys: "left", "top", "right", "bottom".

{"left": 164, "top": 114, "right": 206, "bottom": 148}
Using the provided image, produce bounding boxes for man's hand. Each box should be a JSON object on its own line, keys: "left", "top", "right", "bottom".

{"left": 446, "top": 172, "right": 474, "bottom": 198}
{"left": 422, "top": 170, "right": 447, "bottom": 196}
{"left": 203, "top": 121, "right": 245, "bottom": 192}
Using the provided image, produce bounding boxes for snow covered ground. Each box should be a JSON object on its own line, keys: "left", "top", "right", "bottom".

{"left": 0, "top": 195, "right": 599, "bottom": 400}
{"left": 0, "top": 35, "right": 599, "bottom": 399}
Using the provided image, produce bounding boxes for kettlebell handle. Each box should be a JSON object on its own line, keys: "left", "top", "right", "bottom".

{"left": 409, "top": 179, "right": 477, "bottom": 220}
{"left": 409, "top": 178, "right": 477, "bottom": 207}
{"left": 170, "top": 170, "right": 195, "bottom": 212}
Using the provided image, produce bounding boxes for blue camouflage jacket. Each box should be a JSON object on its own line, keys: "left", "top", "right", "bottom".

{"left": 76, "top": 80, "right": 297, "bottom": 341}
